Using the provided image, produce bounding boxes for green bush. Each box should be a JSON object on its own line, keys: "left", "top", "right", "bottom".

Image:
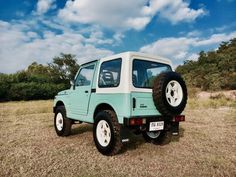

{"left": 8, "top": 82, "right": 66, "bottom": 101}
{"left": 0, "top": 74, "right": 11, "bottom": 101}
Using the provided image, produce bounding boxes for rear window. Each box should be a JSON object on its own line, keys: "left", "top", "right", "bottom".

{"left": 132, "top": 59, "right": 171, "bottom": 88}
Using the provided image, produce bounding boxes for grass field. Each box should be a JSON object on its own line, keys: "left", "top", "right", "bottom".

{"left": 0, "top": 97, "right": 236, "bottom": 177}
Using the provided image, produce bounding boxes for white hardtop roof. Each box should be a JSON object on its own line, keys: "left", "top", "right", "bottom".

{"left": 100, "top": 51, "right": 172, "bottom": 64}
{"left": 81, "top": 51, "right": 172, "bottom": 66}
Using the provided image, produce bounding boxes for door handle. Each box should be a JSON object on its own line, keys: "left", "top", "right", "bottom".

{"left": 85, "top": 90, "right": 88, "bottom": 93}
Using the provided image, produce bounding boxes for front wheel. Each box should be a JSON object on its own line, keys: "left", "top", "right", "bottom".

{"left": 142, "top": 130, "right": 166, "bottom": 144}
{"left": 93, "top": 110, "right": 122, "bottom": 156}
{"left": 54, "top": 106, "right": 72, "bottom": 136}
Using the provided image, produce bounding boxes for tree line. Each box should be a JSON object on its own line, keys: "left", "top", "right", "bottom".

{"left": 1, "top": 38, "right": 235, "bottom": 101}
{"left": 176, "top": 38, "right": 236, "bottom": 91}
{"left": 0, "top": 54, "right": 79, "bottom": 101}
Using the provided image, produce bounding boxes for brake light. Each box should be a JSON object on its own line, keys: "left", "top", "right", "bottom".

{"left": 130, "top": 118, "right": 143, "bottom": 125}
{"left": 173, "top": 115, "right": 185, "bottom": 122}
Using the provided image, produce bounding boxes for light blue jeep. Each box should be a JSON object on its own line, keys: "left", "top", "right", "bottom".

{"left": 53, "top": 52, "right": 187, "bottom": 155}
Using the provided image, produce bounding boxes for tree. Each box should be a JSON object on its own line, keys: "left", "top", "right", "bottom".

{"left": 0, "top": 53, "right": 80, "bottom": 101}
{"left": 176, "top": 38, "right": 236, "bottom": 91}
{"left": 49, "top": 53, "right": 80, "bottom": 86}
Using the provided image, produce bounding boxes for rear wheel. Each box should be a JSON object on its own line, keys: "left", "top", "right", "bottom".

{"left": 93, "top": 110, "right": 122, "bottom": 156}
{"left": 54, "top": 106, "right": 72, "bottom": 136}
{"left": 142, "top": 130, "right": 166, "bottom": 144}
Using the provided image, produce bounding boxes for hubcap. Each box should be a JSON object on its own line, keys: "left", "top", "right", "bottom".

{"left": 147, "top": 131, "right": 161, "bottom": 139}
{"left": 166, "top": 80, "right": 183, "bottom": 107}
{"left": 96, "top": 120, "right": 111, "bottom": 147}
{"left": 56, "top": 113, "right": 63, "bottom": 131}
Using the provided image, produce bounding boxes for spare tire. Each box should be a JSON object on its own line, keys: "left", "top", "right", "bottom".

{"left": 152, "top": 71, "right": 187, "bottom": 117}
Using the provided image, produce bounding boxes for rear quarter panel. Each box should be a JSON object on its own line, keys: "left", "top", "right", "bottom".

{"left": 87, "top": 93, "right": 131, "bottom": 124}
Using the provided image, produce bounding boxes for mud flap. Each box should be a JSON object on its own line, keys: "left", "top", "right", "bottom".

{"left": 171, "top": 122, "right": 179, "bottom": 136}
{"left": 120, "top": 126, "right": 130, "bottom": 143}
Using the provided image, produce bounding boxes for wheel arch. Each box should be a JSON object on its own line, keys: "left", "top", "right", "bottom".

{"left": 53, "top": 100, "right": 65, "bottom": 113}
{"left": 93, "top": 103, "right": 116, "bottom": 120}
{"left": 55, "top": 100, "right": 65, "bottom": 107}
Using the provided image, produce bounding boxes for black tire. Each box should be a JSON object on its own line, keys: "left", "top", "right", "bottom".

{"left": 142, "top": 131, "right": 166, "bottom": 144}
{"left": 93, "top": 110, "right": 122, "bottom": 156}
{"left": 54, "top": 106, "right": 72, "bottom": 136}
{"left": 152, "top": 71, "right": 187, "bottom": 117}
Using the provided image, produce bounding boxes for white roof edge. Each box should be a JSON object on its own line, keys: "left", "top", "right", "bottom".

{"left": 128, "top": 51, "right": 172, "bottom": 64}
{"left": 99, "top": 51, "right": 172, "bottom": 64}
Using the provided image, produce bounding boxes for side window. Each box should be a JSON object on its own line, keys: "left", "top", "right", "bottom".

{"left": 98, "top": 59, "right": 122, "bottom": 88}
{"left": 75, "top": 64, "right": 95, "bottom": 86}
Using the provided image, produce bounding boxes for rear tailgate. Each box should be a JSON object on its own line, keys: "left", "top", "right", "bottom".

{"left": 131, "top": 92, "right": 161, "bottom": 117}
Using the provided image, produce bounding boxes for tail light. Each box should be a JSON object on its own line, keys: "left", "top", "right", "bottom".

{"left": 173, "top": 115, "right": 185, "bottom": 122}
{"left": 130, "top": 118, "right": 146, "bottom": 125}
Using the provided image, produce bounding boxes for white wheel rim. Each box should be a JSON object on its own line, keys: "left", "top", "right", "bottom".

{"left": 96, "top": 120, "right": 111, "bottom": 147}
{"left": 56, "top": 113, "right": 63, "bottom": 131}
{"left": 165, "top": 80, "right": 183, "bottom": 107}
{"left": 147, "top": 131, "right": 161, "bottom": 139}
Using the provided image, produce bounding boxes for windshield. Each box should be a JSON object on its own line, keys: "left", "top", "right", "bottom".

{"left": 132, "top": 59, "right": 172, "bottom": 88}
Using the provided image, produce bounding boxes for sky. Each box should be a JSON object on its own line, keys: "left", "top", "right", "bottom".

{"left": 0, "top": 0, "right": 236, "bottom": 73}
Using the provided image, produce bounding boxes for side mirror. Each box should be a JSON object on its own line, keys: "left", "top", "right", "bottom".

{"left": 70, "top": 80, "right": 75, "bottom": 90}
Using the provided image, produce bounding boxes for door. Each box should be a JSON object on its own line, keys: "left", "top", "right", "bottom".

{"left": 70, "top": 63, "right": 95, "bottom": 117}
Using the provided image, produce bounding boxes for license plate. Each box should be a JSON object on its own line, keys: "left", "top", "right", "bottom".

{"left": 149, "top": 121, "right": 164, "bottom": 131}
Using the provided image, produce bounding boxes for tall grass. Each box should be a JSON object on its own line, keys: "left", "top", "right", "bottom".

{"left": 187, "top": 87, "right": 201, "bottom": 99}
{"left": 188, "top": 94, "right": 236, "bottom": 109}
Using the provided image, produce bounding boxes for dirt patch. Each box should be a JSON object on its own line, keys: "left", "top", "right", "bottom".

{"left": 0, "top": 100, "right": 236, "bottom": 177}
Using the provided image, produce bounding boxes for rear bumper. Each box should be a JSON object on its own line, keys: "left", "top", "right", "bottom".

{"left": 123, "top": 115, "right": 185, "bottom": 135}
{"left": 123, "top": 115, "right": 166, "bottom": 126}
{"left": 123, "top": 115, "right": 185, "bottom": 126}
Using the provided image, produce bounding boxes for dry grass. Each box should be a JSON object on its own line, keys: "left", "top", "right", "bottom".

{"left": 0, "top": 98, "right": 236, "bottom": 177}
{"left": 188, "top": 97, "right": 236, "bottom": 109}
